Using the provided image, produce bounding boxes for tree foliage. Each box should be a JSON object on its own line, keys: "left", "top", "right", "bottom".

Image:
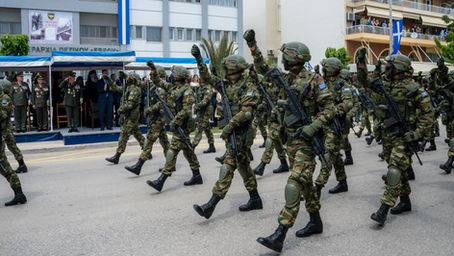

{"left": 324, "top": 47, "right": 353, "bottom": 69}
{"left": 200, "top": 33, "right": 237, "bottom": 78}
{"left": 0, "top": 34, "right": 30, "bottom": 56}
{"left": 434, "top": 15, "right": 454, "bottom": 63}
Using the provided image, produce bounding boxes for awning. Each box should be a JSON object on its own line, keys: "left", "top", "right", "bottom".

{"left": 402, "top": 13, "right": 420, "bottom": 20}
{"left": 0, "top": 56, "right": 52, "bottom": 71}
{"left": 51, "top": 51, "right": 136, "bottom": 71}
{"left": 421, "top": 16, "right": 447, "bottom": 28}
{"left": 366, "top": 7, "right": 403, "bottom": 20}
{"left": 126, "top": 57, "right": 210, "bottom": 70}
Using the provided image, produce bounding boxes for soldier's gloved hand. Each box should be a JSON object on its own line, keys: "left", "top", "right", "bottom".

{"left": 118, "top": 106, "right": 125, "bottom": 114}
{"left": 191, "top": 45, "right": 201, "bottom": 60}
{"left": 147, "top": 60, "right": 156, "bottom": 71}
{"left": 102, "top": 74, "right": 109, "bottom": 80}
{"left": 437, "top": 57, "right": 444, "bottom": 67}
{"left": 301, "top": 119, "right": 323, "bottom": 141}
{"left": 119, "top": 71, "right": 126, "bottom": 80}
{"left": 243, "top": 29, "right": 256, "bottom": 48}
{"left": 375, "top": 60, "right": 382, "bottom": 70}
{"left": 356, "top": 48, "right": 367, "bottom": 63}
{"left": 404, "top": 130, "right": 421, "bottom": 143}
{"left": 221, "top": 124, "right": 233, "bottom": 139}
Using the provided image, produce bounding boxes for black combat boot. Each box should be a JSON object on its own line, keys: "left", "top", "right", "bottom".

{"left": 15, "top": 159, "right": 28, "bottom": 173}
{"left": 355, "top": 128, "right": 363, "bottom": 138}
{"left": 440, "top": 157, "right": 453, "bottom": 174}
{"left": 390, "top": 195, "right": 411, "bottom": 215}
{"left": 256, "top": 225, "right": 289, "bottom": 253}
{"left": 273, "top": 158, "right": 290, "bottom": 174}
{"left": 203, "top": 143, "right": 216, "bottom": 153}
{"left": 146, "top": 174, "right": 169, "bottom": 192}
{"left": 378, "top": 152, "right": 385, "bottom": 161}
{"left": 239, "top": 189, "right": 263, "bottom": 211}
{"left": 365, "top": 136, "right": 375, "bottom": 145}
{"left": 193, "top": 193, "right": 221, "bottom": 219}
{"left": 420, "top": 140, "right": 428, "bottom": 152}
{"left": 328, "top": 180, "right": 348, "bottom": 194}
{"left": 382, "top": 174, "right": 387, "bottom": 184}
{"left": 425, "top": 140, "right": 437, "bottom": 151}
{"left": 435, "top": 130, "right": 440, "bottom": 137}
{"left": 4, "top": 187, "right": 27, "bottom": 206}
{"left": 259, "top": 137, "right": 266, "bottom": 148}
{"left": 406, "top": 166, "right": 415, "bottom": 180}
{"left": 253, "top": 161, "right": 266, "bottom": 176}
{"left": 364, "top": 129, "right": 372, "bottom": 137}
{"left": 343, "top": 151, "right": 353, "bottom": 165}
{"left": 105, "top": 152, "right": 121, "bottom": 164}
{"left": 148, "top": 154, "right": 153, "bottom": 160}
{"left": 215, "top": 152, "right": 226, "bottom": 164}
{"left": 371, "top": 204, "right": 390, "bottom": 225}
{"left": 124, "top": 158, "right": 145, "bottom": 175}
{"left": 445, "top": 138, "right": 450, "bottom": 144}
{"left": 184, "top": 169, "right": 203, "bottom": 186}
{"left": 315, "top": 184, "right": 322, "bottom": 200}
{"left": 248, "top": 149, "right": 254, "bottom": 161}
{"left": 295, "top": 211, "right": 323, "bottom": 237}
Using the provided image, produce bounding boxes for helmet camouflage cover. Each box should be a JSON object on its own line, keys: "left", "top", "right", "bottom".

{"left": 321, "top": 57, "right": 343, "bottom": 73}
{"left": 339, "top": 69, "right": 352, "bottom": 80}
{"left": 0, "top": 79, "right": 12, "bottom": 95}
{"left": 280, "top": 42, "right": 311, "bottom": 63}
{"left": 385, "top": 54, "right": 413, "bottom": 74}
{"left": 171, "top": 65, "right": 190, "bottom": 80}
{"left": 222, "top": 54, "right": 248, "bottom": 71}
{"left": 127, "top": 73, "right": 141, "bottom": 85}
{"left": 155, "top": 65, "right": 166, "bottom": 78}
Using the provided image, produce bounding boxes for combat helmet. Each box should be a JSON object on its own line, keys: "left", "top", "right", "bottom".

{"left": 280, "top": 42, "right": 311, "bottom": 63}
{"left": 127, "top": 73, "right": 141, "bottom": 86}
{"left": 171, "top": 65, "right": 190, "bottom": 81}
{"left": 385, "top": 54, "right": 413, "bottom": 75}
{"left": 339, "top": 69, "right": 352, "bottom": 81}
{"left": 155, "top": 65, "right": 167, "bottom": 78}
{"left": 222, "top": 54, "right": 248, "bottom": 72}
{"left": 321, "top": 57, "right": 343, "bottom": 74}
{"left": 0, "top": 80, "right": 12, "bottom": 95}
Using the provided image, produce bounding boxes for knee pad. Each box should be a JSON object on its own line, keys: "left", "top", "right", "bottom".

{"left": 386, "top": 168, "right": 401, "bottom": 187}
{"left": 285, "top": 183, "right": 299, "bottom": 208}
{"left": 165, "top": 149, "right": 176, "bottom": 163}
{"left": 219, "top": 164, "right": 228, "bottom": 180}
{"left": 265, "top": 137, "right": 273, "bottom": 150}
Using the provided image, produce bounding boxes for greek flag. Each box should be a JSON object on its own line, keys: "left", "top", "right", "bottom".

{"left": 392, "top": 20, "right": 403, "bottom": 55}
{"left": 305, "top": 62, "right": 313, "bottom": 71}
{"left": 118, "top": 0, "right": 130, "bottom": 45}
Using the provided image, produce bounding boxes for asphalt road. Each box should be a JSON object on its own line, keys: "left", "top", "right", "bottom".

{"left": 0, "top": 131, "right": 453, "bottom": 256}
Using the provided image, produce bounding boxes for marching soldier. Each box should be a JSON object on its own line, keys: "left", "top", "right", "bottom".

{"left": 105, "top": 72, "right": 145, "bottom": 164}
{"left": 192, "top": 76, "right": 216, "bottom": 153}
{"left": 192, "top": 45, "right": 263, "bottom": 219}
{"left": 59, "top": 72, "right": 82, "bottom": 133}
{"left": 12, "top": 72, "right": 30, "bottom": 133}
{"left": 124, "top": 65, "right": 170, "bottom": 175}
{"left": 32, "top": 73, "right": 50, "bottom": 131}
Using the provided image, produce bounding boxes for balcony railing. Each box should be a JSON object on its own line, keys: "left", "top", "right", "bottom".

{"left": 352, "top": 0, "right": 454, "bottom": 15}
{"left": 346, "top": 24, "right": 446, "bottom": 41}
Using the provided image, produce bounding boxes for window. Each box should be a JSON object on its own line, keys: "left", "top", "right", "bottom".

{"left": 100, "top": 26, "right": 107, "bottom": 38}
{"left": 186, "top": 28, "right": 193, "bottom": 40}
{"left": 232, "top": 31, "right": 237, "bottom": 42}
{"left": 169, "top": 28, "right": 174, "bottom": 40}
{"left": 147, "top": 26, "right": 162, "bottom": 42}
{"left": 112, "top": 27, "right": 117, "bottom": 38}
{"left": 88, "top": 26, "right": 96, "bottom": 37}
{"left": 1, "top": 23, "right": 10, "bottom": 34}
{"left": 195, "top": 29, "right": 201, "bottom": 40}
{"left": 12, "top": 23, "right": 20, "bottom": 34}
{"left": 215, "top": 30, "right": 221, "bottom": 41}
{"left": 208, "top": 30, "right": 213, "bottom": 40}
{"left": 135, "top": 26, "right": 143, "bottom": 39}
{"left": 177, "top": 28, "right": 184, "bottom": 40}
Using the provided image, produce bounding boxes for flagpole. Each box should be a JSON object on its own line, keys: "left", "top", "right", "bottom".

{"left": 389, "top": 0, "right": 393, "bottom": 56}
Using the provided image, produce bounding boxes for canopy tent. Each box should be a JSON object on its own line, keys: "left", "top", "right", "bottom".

{"left": 126, "top": 57, "right": 210, "bottom": 70}
{"left": 51, "top": 51, "right": 136, "bottom": 71}
{"left": 0, "top": 56, "right": 52, "bottom": 72}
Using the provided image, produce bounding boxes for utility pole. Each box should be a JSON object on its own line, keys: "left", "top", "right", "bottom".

{"left": 389, "top": 0, "right": 393, "bottom": 56}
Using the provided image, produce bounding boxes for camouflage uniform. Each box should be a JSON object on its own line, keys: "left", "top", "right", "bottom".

{"left": 356, "top": 51, "right": 434, "bottom": 225}
{"left": 59, "top": 72, "right": 82, "bottom": 132}
{"left": 438, "top": 80, "right": 454, "bottom": 173}
{"left": 31, "top": 75, "right": 49, "bottom": 131}
{"left": 146, "top": 64, "right": 202, "bottom": 192}
{"left": 192, "top": 80, "right": 215, "bottom": 152}
{"left": 12, "top": 78, "right": 30, "bottom": 132}
{"left": 105, "top": 73, "right": 145, "bottom": 164}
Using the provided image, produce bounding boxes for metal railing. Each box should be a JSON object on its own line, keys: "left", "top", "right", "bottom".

{"left": 346, "top": 24, "right": 446, "bottom": 41}
{"left": 352, "top": 0, "right": 454, "bottom": 15}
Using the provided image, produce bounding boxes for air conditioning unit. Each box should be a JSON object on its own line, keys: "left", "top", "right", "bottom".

{"left": 347, "top": 12, "right": 355, "bottom": 21}
{"left": 267, "top": 49, "right": 275, "bottom": 56}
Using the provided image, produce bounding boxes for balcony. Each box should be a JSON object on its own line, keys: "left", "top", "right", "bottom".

{"left": 351, "top": 0, "right": 454, "bottom": 16}
{"left": 345, "top": 25, "right": 446, "bottom": 47}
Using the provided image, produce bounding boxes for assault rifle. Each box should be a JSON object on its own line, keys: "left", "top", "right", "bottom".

{"left": 265, "top": 67, "right": 327, "bottom": 164}
{"left": 193, "top": 87, "right": 200, "bottom": 132}
{"left": 118, "top": 73, "right": 126, "bottom": 126}
{"left": 217, "top": 79, "right": 239, "bottom": 166}
{"left": 371, "top": 78, "right": 423, "bottom": 165}
{"left": 257, "top": 83, "right": 275, "bottom": 116}
{"left": 153, "top": 89, "right": 194, "bottom": 152}
{"left": 358, "top": 92, "right": 377, "bottom": 117}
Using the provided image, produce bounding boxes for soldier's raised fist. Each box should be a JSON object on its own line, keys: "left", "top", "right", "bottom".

{"left": 191, "top": 45, "right": 201, "bottom": 59}
{"left": 146, "top": 60, "right": 155, "bottom": 70}
{"left": 243, "top": 29, "right": 256, "bottom": 48}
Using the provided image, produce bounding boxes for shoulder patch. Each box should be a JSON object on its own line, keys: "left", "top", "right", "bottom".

{"left": 184, "top": 92, "right": 190, "bottom": 96}
{"left": 130, "top": 92, "right": 134, "bottom": 95}
{"left": 318, "top": 83, "right": 327, "bottom": 90}
{"left": 246, "top": 91, "right": 253, "bottom": 97}
{"left": 344, "top": 88, "right": 351, "bottom": 92}
{"left": 421, "top": 91, "right": 428, "bottom": 98}
{"left": 206, "top": 89, "right": 210, "bottom": 93}
{"left": 2, "top": 100, "right": 7, "bottom": 104}
{"left": 158, "top": 87, "right": 162, "bottom": 91}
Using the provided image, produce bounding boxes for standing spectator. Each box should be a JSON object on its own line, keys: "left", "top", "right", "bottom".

{"left": 12, "top": 72, "right": 30, "bottom": 133}
{"left": 85, "top": 70, "right": 99, "bottom": 127}
{"left": 97, "top": 69, "right": 113, "bottom": 131}
{"left": 111, "top": 73, "right": 123, "bottom": 127}
{"left": 31, "top": 73, "right": 49, "bottom": 131}
{"left": 190, "top": 74, "right": 200, "bottom": 87}
{"left": 60, "top": 72, "right": 83, "bottom": 133}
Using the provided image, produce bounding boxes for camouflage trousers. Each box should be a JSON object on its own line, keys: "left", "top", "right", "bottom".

{"left": 252, "top": 114, "right": 268, "bottom": 139}
{"left": 212, "top": 141, "right": 257, "bottom": 199}
{"left": 3, "top": 122, "right": 23, "bottom": 161}
{"left": 116, "top": 119, "right": 145, "bottom": 154}
{"left": 380, "top": 137, "right": 412, "bottom": 207}
{"left": 139, "top": 121, "right": 169, "bottom": 160}
{"left": 278, "top": 138, "right": 320, "bottom": 228}
{"left": 161, "top": 133, "right": 200, "bottom": 176}
{"left": 342, "top": 133, "right": 352, "bottom": 152}
{"left": 260, "top": 121, "right": 286, "bottom": 164}
{"left": 315, "top": 130, "right": 346, "bottom": 186}
{"left": 193, "top": 114, "right": 214, "bottom": 146}
{"left": 446, "top": 119, "right": 454, "bottom": 158}
{"left": 0, "top": 140, "right": 21, "bottom": 189}
{"left": 359, "top": 107, "right": 371, "bottom": 131}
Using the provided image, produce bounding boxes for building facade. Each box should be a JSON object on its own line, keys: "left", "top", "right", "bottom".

{"left": 0, "top": 0, "right": 243, "bottom": 58}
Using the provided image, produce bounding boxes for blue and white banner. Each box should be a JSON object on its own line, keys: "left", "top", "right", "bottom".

{"left": 118, "top": 0, "right": 130, "bottom": 45}
{"left": 392, "top": 20, "right": 403, "bottom": 55}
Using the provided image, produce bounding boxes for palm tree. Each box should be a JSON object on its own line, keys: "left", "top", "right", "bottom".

{"left": 200, "top": 33, "right": 237, "bottom": 78}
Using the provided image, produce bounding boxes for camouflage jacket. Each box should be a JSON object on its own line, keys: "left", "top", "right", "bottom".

{"left": 32, "top": 82, "right": 49, "bottom": 108}
{"left": 112, "top": 82, "right": 142, "bottom": 122}
{"left": 167, "top": 82, "right": 195, "bottom": 131}
{"left": 194, "top": 81, "right": 213, "bottom": 116}
{"left": 12, "top": 82, "right": 30, "bottom": 106}
{"left": 0, "top": 92, "right": 12, "bottom": 130}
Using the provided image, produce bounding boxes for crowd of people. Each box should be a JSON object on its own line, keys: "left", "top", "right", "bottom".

{"left": 1, "top": 27, "right": 453, "bottom": 254}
